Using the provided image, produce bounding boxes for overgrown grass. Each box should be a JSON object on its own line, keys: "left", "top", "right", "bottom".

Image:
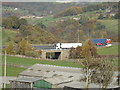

{"left": 97, "top": 45, "right": 119, "bottom": 55}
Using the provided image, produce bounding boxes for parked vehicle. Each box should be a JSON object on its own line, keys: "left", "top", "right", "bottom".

{"left": 92, "top": 39, "right": 112, "bottom": 47}
{"left": 55, "top": 43, "right": 82, "bottom": 49}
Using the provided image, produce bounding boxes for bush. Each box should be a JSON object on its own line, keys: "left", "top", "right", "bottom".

{"left": 69, "top": 40, "right": 98, "bottom": 59}
{"left": 25, "top": 50, "right": 39, "bottom": 58}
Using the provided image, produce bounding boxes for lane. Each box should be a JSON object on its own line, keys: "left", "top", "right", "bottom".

{"left": 33, "top": 45, "right": 56, "bottom": 50}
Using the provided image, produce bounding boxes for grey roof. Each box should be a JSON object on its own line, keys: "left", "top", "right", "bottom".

{"left": 18, "top": 64, "right": 119, "bottom": 88}
{"left": 18, "top": 64, "right": 82, "bottom": 85}
{"left": 59, "top": 81, "right": 119, "bottom": 88}
{"left": 19, "top": 64, "right": 82, "bottom": 78}
{"left": 10, "top": 77, "right": 41, "bottom": 83}
{"left": 44, "top": 76, "right": 73, "bottom": 85}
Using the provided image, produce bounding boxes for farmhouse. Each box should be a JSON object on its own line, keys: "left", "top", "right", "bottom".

{"left": 10, "top": 64, "right": 119, "bottom": 89}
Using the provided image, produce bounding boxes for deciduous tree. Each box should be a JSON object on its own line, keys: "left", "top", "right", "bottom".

{"left": 91, "top": 58, "right": 114, "bottom": 89}
{"left": 4, "top": 42, "right": 15, "bottom": 55}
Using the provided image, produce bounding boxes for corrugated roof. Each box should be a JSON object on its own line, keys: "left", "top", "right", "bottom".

{"left": 18, "top": 64, "right": 118, "bottom": 88}
{"left": 10, "top": 77, "right": 41, "bottom": 83}
{"left": 18, "top": 64, "right": 82, "bottom": 85}
{"left": 19, "top": 64, "right": 82, "bottom": 78}
{"left": 59, "top": 81, "right": 119, "bottom": 88}
{"left": 45, "top": 76, "right": 73, "bottom": 85}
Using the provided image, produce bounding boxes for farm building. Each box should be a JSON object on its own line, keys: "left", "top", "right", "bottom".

{"left": 10, "top": 64, "right": 119, "bottom": 89}
{"left": 10, "top": 77, "right": 52, "bottom": 89}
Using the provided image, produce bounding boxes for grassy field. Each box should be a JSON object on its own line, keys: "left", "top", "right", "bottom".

{"left": 1, "top": 44, "right": 119, "bottom": 76}
{"left": 1, "top": 55, "right": 82, "bottom": 76}
{"left": 27, "top": 11, "right": 97, "bottom": 26}
{"left": 2, "top": 55, "right": 82, "bottom": 68}
{"left": 98, "top": 19, "right": 118, "bottom": 34}
{"left": 97, "top": 45, "right": 119, "bottom": 55}
{"left": 1, "top": 29, "right": 17, "bottom": 45}
{"left": 2, "top": 66, "right": 26, "bottom": 76}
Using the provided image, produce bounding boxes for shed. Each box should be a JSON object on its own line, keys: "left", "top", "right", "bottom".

{"left": 10, "top": 77, "right": 52, "bottom": 89}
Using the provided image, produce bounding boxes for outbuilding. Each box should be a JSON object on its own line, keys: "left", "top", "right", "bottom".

{"left": 10, "top": 77, "right": 52, "bottom": 89}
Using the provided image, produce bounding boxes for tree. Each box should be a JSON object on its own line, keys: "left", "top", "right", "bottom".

{"left": 80, "top": 40, "right": 114, "bottom": 89}
{"left": 2, "top": 16, "right": 20, "bottom": 29}
{"left": 98, "top": 14, "right": 105, "bottom": 19}
{"left": 35, "top": 22, "right": 46, "bottom": 29}
{"left": 91, "top": 58, "right": 114, "bottom": 89}
{"left": 4, "top": 42, "right": 15, "bottom": 55}
{"left": 19, "top": 18, "right": 28, "bottom": 26}
{"left": 80, "top": 40, "right": 98, "bottom": 58}
{"left": 79, "top": 16, "right": 89, "bottom": 25}
{"left": 99, "top": 30, "right": 107, "bottom": 38}
{"left": 54, "top": 6, "right": 82, "bottom": 18}
{"left": 69, "top": 47, "right": 76, "bottom": 59}
{"left": 114, "top": 12, "right": 120, "bottom": 19}
{"left": 2, "top": 16, "right": 28, "bottom": 29}
{"left": 80, "top": 40, "right": 98, "bottom": 88}
{"left": 81, "top": 58, "right": 100, "bottom": 88}
{"left": 16, "top": 39, "right": 33, "bottom": 55}
{"left": 69, "top": 46, "right": 82, "bottom": 59}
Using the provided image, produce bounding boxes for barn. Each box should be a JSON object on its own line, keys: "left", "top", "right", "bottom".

{"left": 10, "top": 77, "right": 52, "bottom": 89}
{"left": 10, "top": 64, "right": 82, "bottom": 89}
{"left": 10, "top": 64, "right": 119, "bottom": 89}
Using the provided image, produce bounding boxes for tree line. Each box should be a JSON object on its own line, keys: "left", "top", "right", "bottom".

{"left": 2, "top": 16, "right": 59, "bottom": 44}
{"left": 47, "top": 16, "right": 116, "bottom": 42}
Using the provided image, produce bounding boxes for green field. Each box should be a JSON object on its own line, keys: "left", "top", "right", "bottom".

{"left": 97, "top": 45, "right": 119, "bottom": 55}
{"left": 98, "top": 19, "right": 118, "bottom": 34}
{"left": 27, "top": 11, "right": 97, "bottom": 26}
{"left": 1, "top": 55, "right": 82, "bottom": 76}
{"left": 2, "top": 66, "right": 26, "bottom": 76}
{"left": 2, "top": 55, "right": 82, "bottom": 68}
{"left": 97, "top": 45, "right": 119, "bottom": 66}
{"left": 1, "top": 29, "right": 17, "bottom": 45}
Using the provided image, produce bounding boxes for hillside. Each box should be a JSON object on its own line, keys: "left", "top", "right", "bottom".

{"left": 2, "top": 2, "right": 119, "bottom": 44}
{"left": 1, "top": 29, "right": 18, "bottom": 45}
{"left": 2, "top": 2, "right": 86, "bottom": 17}
{"left": 98, "top": 20, "right": 118, "bottom": 34}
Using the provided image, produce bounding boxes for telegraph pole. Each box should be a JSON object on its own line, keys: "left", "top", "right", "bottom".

{"left": 3, "top": 51, "right": 6, "bottom": 88}
{"left": 78, "top": 30, "right": 80, "bottom": 43}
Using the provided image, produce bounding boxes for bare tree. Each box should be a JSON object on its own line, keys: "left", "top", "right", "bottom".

{"left": 80, "top": 40, "right": 114, "bottom": 89}
{"left": 91, "top": 58, "right": 114, "bottom": 89}
{"left": 80, "top": 40, "right": 98, "bottom": 88}
{"left": 81, "top": 58, "right": 99, "bottom": 88}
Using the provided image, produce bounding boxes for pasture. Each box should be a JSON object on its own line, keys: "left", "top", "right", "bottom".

{"left": 2, "top": 55, "right": 82, "bottom": 68}
{"left": 98, "top": 19, "right": 118, "bottom": 34}
{"left": 2, "top": 66, "right": 26, "bottom": 76}
{"left": 97, "top": 45, "right": 119, "bottom": 55}
{"left": 1, "top": 29, "right": 17, "bottom": 45}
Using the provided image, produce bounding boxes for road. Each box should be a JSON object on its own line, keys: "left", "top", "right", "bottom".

{"left": 33, "top": 45, "right": 56, "bottom": 50}
{"left": 1, "top": 42, "right": 119, "bottom": 50}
